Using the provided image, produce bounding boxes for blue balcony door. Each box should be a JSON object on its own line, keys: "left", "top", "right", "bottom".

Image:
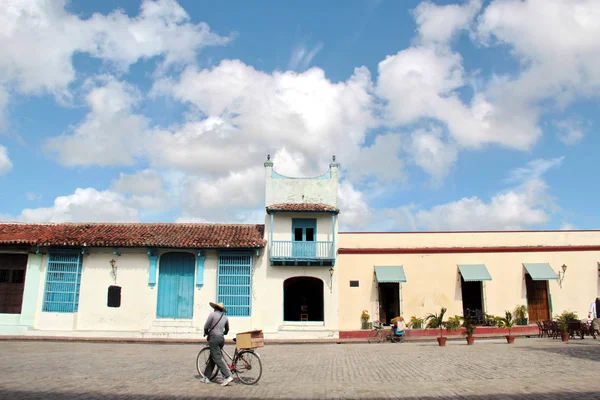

{"left": 156, "top": 252, "right": 195, "bottom": 319}
{"left": 292, "top": 219, "right": 317, "bottom": 258}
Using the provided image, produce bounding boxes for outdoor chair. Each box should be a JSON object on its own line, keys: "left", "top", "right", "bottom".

{"left": 537, "top": 321, "right": 549, "bottom": 338}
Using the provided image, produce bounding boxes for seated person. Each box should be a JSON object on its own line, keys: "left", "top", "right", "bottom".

{"left": 392, "top": 316, "right": 407, "bottom": 336}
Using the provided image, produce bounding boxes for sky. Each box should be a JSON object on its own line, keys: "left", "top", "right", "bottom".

{"left": 0, "top": 0, "right": 598, "bottom": 232}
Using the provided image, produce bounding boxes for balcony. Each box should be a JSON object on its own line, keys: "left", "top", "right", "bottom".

{"left": 270, "top": 241, "right": 335, "bottom": 266}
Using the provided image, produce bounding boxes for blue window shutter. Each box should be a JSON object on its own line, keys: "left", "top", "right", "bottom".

{"left": 42, "top": 250, "right": 83, "bottom": 313}
{"left": 217, "top": 253, "right": 252, "bottom": 317}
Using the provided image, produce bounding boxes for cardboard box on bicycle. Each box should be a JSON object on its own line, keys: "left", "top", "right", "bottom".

{"left": 236, "top": 330, "right": 264, "bottom": 349}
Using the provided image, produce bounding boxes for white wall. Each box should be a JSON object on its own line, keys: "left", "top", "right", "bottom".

{"left": 264, "top": 163, "right": 339, "bottom": 207}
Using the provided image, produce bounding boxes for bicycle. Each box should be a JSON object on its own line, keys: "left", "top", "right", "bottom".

{"left": 367, "top": 324, "right": 404, "bottom": 343}
{"left": 196, "top": 338, "right": 263, "bottom": 385}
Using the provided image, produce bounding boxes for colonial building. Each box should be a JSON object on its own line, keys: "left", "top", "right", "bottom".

{"left": 337, "top": 231, "right": 600, "bottom": 334}
{"left": 0, "top": 156, "right": 340, "bottom": 340}
{"left": 0, "top": 156, "right": 599, "bottom": 341}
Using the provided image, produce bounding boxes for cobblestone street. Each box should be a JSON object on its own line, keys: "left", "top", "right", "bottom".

{"left": 1, "top": 338, "right": 600, "bottom": 399}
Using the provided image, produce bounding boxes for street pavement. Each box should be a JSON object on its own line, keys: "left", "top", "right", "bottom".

{"left": 1, "top": 337, "right": 600, "bottom": 399}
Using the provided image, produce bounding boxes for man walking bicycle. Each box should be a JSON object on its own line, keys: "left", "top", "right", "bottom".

{"left": 201, "top": 301, "right": 233, "bottom": 386}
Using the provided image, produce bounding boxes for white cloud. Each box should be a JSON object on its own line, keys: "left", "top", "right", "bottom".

{"left": 346, "top": 133, "right": 405, "bottom": 184}
{"left": 338, "top": 181, "right": 374, "bottom": 230}
{"left": 44, "top": 76, "right": 147, "bottom": 166}
{"left": 505, "top": 156, "right": 564, "bottom": 184}
{"left": 149, "top": 59, "right": 378, "bottom": 179}
{"left": 560, "top": 222, "right": 577, "bottom": 230}
{"left": 476, "top": 0, "right": 600, "bottom": 108}
{"left": 111, "top": 169, "right": 165, "bottom": 195}
{"left": 17, "top": 188, "right": 139, "bottom": 223}
{"left": 377, "top": 46, "right": 541, "bottom": 150}
{"left": 178, "top": 168, "right": 264, "bottom": 222}
{"left": 413, "top": 0, "right": 482, "bottom": 44}
{"left": 0, "top": 0, "right": 231, "bottom": 98}
{"left": 406, "top": 126, "right": 458, "bottom": 182}
{"left": 0, "top": 144, "right": 12, "bottom": 176}
{"left": 554, "top": 118, "right": 587, "bottom": 145}
{"left": 381, "top": 157, "right": 564, "bottom": 231}
{"left": 288, "top": 42, "right": 324, "bottom": 70}
{"left": 25, "top": 192, "right": 42, "bottom": 201}
{"left": 111, "top": 169, "right": 168, "bottom": 210}
{"left": 411, "top": 181, "right": 551, "bottom": 231}
{"left": 0, "top": 86, "right": 8, "bottom": 130}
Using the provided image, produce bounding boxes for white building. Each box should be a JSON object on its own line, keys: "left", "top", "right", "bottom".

{"left": 0, "top": 156, "right": 341, "bottom": 340}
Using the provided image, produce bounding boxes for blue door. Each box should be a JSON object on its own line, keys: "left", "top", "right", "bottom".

{"left": 292, "top": 219, "right": 317, "bottom": 258}
{"left": 156, "top": 252, "right": 195, "bottom": 318}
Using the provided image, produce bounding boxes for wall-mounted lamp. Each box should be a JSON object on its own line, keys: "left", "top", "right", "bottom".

{"left": 329, "top": 267, "right": 334, "bottom": 293}
{"left": 110, "top": 259, "right": 117, "bottom": 284}
{"left": 558, "top": 264, "right": 567, "bottom": 287}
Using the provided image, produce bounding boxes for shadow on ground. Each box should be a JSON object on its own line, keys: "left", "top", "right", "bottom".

{"left": 2, "top": 390, "right": 600, "bottom": 400}
{"left": 527, "top": 340, "right": 600, "bottom": 362}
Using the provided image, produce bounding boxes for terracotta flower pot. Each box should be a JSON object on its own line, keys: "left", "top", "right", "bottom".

{"left": 561, "top": 332, "right": 570, "bottom": 342}
{"left": 506, "top": 335, "right": 515, "bottom": 344}
{"left": 437, "top": 337, "right": 447, "bottom": 346}
{"left": 466, "top": 336, "right": 475, "bottom": 345}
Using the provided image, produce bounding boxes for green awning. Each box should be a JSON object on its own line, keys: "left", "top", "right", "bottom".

{"left": 457, "top": 264, "right": 492, "bottom": 281}
{"left": 375, "top": 266, "right": 406, "bottom": 283}
{"left": 523, "top": 263, "right": 558, "bottom": 280}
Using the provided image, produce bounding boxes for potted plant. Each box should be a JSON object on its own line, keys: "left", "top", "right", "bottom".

{"left": 498, "top": 310, "right": 516, "bottom": 344}
{"left": 361, "top": 310, "right": 371, "bottom": 330}
{"left": 425, "top": 307, "right": 447, "bottom": 346}
{"left": 556, "top": 310, "right": 578, "bottom": 342}
{"left": 514, "top": 305, "right": 528, "bottom": 326}
{"left": 446, "top": 315, "right": 462, "bottom": 332}
{"left": 462, "top": 315, "right": 476, "bottom": 345}
{"left": 409, "top": 316, "right": 424, "bottom": 329}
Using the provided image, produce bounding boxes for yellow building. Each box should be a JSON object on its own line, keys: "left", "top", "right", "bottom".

{"left": 337, "top": 231, "right": 600, "bottom": 333}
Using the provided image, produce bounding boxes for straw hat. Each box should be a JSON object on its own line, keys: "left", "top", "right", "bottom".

{"left": 209, "top": 301, "right": 227, "bottom": 313}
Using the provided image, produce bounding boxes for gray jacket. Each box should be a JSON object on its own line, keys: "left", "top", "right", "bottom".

{"left": 204, "top": 311, "right": 229, "bottom": 339}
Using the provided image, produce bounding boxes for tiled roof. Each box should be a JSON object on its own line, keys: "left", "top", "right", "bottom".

{"left": 0, "top": 223, "right": 266, "bottom": 249}
{"left": 266, "top": 203, "right": 340, "bottom": 213}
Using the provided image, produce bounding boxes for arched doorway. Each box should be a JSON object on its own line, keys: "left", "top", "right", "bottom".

{"left": 283, "top": 277, "right": 324, "bottom": 322}
{"left": 156, "top": 252, "right": 195, "bottom": 319}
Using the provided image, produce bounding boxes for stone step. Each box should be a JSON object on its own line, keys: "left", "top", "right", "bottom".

{"left": 151, "top": 319, "right": 195, "bottom": 328}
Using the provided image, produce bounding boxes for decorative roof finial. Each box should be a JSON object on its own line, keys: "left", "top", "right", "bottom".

{"left": 264, "top": 154, "right": 273, "bottom": 167}
{"left": 329, "top": 154, "right": 339, "bottom": 168}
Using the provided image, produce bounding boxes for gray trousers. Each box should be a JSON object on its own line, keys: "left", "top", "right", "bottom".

{"left": 204, "top": 336, "right": 231, "bottom": 379}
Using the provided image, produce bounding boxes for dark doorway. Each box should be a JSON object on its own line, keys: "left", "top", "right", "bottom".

{"left": 283, "top": 277, "right": 324, "bottom": 322}
{"left": 461, "top": 277, "right": 484, "bottom": 323}
{"left": 378, "top": 283, "right": 399, "bottom": 325}
{"left": 0, "top": 254, "right": 28, "bottom": 314}
{"left": 525, "top": 274, "right": 550, "bottom": 322}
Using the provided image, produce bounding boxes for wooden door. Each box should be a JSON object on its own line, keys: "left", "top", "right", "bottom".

{"left": 0, "top": 254, "right": 28, "bottom": 314}
{"left": 525, "top": 274, "right": 550, "bottom": 322}
{"left": 292, "top": 219, "right": 317, "bottom": 258}
{"left": 156, "top": 252, "right": 195, "bottom": 319}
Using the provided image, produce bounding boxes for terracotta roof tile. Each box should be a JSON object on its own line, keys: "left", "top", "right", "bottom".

{"left": 266, "top": 203, "right": 339, "bottom": 213}
{"left": 0, "top": 223, "right": 266, "bottom": 249}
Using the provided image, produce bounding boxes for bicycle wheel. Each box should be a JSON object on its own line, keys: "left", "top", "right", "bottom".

{"left": 367, "top": 329, "right": 382, "bottom": 343}
{"left": 233, "top": 350, "right": 262, "bottom": 385}
{"left": 196, "top": 347, "right": 218, "bottom": 380}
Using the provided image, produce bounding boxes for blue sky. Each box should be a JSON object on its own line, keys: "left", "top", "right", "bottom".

{"left": 0, "top": 0, "right": 598, "bottom": 231}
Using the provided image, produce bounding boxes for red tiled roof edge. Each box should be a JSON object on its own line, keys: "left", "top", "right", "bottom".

{"left": 266, "top": 203, "right": 340, "bottom": 213}
{"left": 0, "top": 223, "right": 266, "bottom": 249}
